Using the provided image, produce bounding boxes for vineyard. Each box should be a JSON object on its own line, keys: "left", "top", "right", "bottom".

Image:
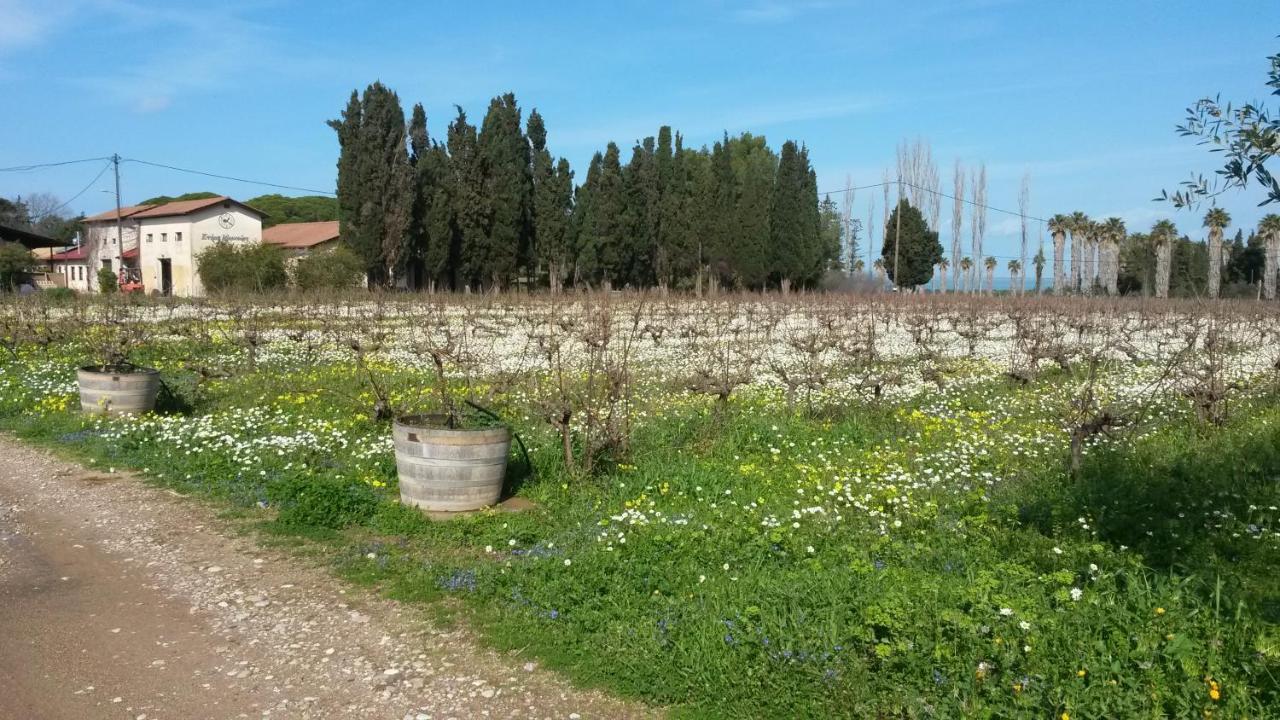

{"left": 2, "top": 292, "right": 1279, "bottom": 718}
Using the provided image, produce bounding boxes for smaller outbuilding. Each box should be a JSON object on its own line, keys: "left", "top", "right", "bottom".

{"left": 262, "top": 220, "right": 341, "bottom": 258}
{"left": 46, "top": 245, "right": 92, "bottom": 291}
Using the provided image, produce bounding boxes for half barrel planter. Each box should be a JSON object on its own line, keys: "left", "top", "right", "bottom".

{"left": 392, "top": 415, "right": 512, "bottom": 512}
{"left": 77, "top": 366, "right": 161, "bottom": 416}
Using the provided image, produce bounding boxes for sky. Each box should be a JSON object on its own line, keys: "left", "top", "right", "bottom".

{"left": 1, "top": 0, "right": 1278, "bottom": 267}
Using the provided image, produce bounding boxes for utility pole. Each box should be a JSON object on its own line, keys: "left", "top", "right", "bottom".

{"left": 893, "top": 179, "right": 902, "bottom": 291}
{"left": 112, "top": 153, "right": 124, "bottom": 277}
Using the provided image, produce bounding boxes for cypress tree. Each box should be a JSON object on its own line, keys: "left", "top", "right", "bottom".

{"left": 594, "top": 143, "right": 626, "bottom": 288}
{"left": 571, "top": 152, "right": 604, "bottom": 285}
{"left": 769, "top": 140, "right": 807, "bottom": 288}
{"left": 529, "top": 109, "right": 573, "bottom": 292}
{"left": 705, "top": 136, "right": 736, "bottom": 286}
{"left": 330, "top": 90, "right": 361, "bottom": 255}
{"left": 327, "top": 82, "right": 412, "bottom": 286}
{"left": 622, "top": 137, "right": 659, "bottom": 287}
{"left": 880, "top": 198, "right": 943, "bottom": 289}
{"left": 447, "top": 106, "right": 488, "bottom": 290}
{"left": 477, "top": 93, "right": 533, "bottom": 289}
{"left": 655, "top": 127, "right": 677, "bottom": 289}
{"left": 798, "top": 145, "right": 825, "bottom": 285}
{"left": 729, "top": 133, "right": 776, "bottom": 289}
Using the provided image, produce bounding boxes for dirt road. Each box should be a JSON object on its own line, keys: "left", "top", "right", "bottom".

{"left": 0, "top": 436, "right": 650, "bottom": 720}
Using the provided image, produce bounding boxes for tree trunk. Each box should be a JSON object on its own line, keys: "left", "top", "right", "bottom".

{"left": 1052, "top": 232, "right": 1066, "bottom": 294}
{"left": 1156, "top": 242, "right": 1171, "bottom": 299}
{"left": 1208, "top": 228, "right": 1222, "bottom": 299}
{"left": 1264, "top": 233, "right": 1277, "bottom": 301}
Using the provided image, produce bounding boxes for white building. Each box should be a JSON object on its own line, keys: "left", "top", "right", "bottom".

{"left": 80, "top": 196, "right": 265, "bottom": 296}
{"left": 46, "top": 245, "right": 92, "bottom": 291}
{"left": 132, "top": 196, "right": 264, "bottom": 297}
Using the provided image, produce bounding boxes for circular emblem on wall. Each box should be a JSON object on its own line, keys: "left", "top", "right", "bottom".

{"left": 218, "top": 212, "right": 236, "bottom": 229}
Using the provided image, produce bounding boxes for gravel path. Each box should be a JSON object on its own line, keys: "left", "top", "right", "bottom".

{"left": 0, "top": 435, "right": 654, "bottom": 720}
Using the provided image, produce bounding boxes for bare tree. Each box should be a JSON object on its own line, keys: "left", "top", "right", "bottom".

{"left": 1018, "top": 172, "right": 1031, "bottom": 297}
{"left": 950, "top": 160, "right": 964, "bottom": 292}
{"left": 970, "top": 164, "right": 987, "bottom": 293}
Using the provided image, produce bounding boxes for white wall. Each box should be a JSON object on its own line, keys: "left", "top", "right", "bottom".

{"left": 83, "top": 221, "right": 140, "bottom": 288}
{"left": 137, "top": 204, "right": 262, "bottom": 297}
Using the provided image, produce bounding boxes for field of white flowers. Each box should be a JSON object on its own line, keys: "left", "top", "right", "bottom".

{"left": 2, "top": 292, "right": 1279, "bottom": 718}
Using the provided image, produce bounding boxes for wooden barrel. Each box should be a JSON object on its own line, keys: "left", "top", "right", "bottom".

{"left": 392, "top": 415, "right": 511, "bottom": 512}
{"left": 77, "top": 366, "right": 161, "bottom": 416}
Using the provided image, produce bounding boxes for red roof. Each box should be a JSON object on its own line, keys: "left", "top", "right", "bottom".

{"left": 85, "top": 196, "right": 266, "bottom": 223}
{"left": 132, "top": 195, "right": 265, "bottom": 220}
{"left": 123, "top": 247, "right": 139, "bottom": 260}
{"left": 82, "top": 204, "right": 156, "bottom": 223}
{"left": 48, "top": 246, "right": 88, "bottom": 261}
{"left": 263, "top": 220, "right": 340, "bottom": 249}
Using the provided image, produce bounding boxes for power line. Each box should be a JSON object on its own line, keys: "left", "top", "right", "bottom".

{"left": 28, "top": 159, "right": 114, "bottom": 220}
{"left": 818, "top": 179, "right": 1048, "bottom": 224}
{"left": 0, "top": 157, "right": 113, "bottom": 173}
{"left": 121, "top": 157, "right": 335, "bottom": 196}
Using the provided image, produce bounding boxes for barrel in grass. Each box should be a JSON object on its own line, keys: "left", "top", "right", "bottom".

{"left": 392, "top": 415, "right": 512, "bottom": 512}
{"left": 77, "top": 366, "right": 161, "bottom": 416}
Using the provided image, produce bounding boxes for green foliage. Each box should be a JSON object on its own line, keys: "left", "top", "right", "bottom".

{"left": 196, "top": 242, "right": 288, "bottom": 293}
{"left": 290, "top": 245, "right": 364, "bottom": 291}
{"left": 137, "top": 191, "right": 220, "bottom": 205}
{"left": 245, "top": 194, "right": 338, "bottom": 228}
{"left": 1163, "top": 43, "right": 1280, "bottom": 208}
{"left": 0, "top": 242, "right": 34, "bottom": 290}
{"left": 475, "top": 93, "right": 533, "bottom": 289}
{"left": 881, "top": 198, "right": 943, "bottom": 288}
{"left": 97, "top": 266, "right": 118, "bottom": 293}
{"left": 268, "top": 475, "right": 378, "bottom": 530}
{"left": 328, "top": 82, "right": 413, "bottom": 285}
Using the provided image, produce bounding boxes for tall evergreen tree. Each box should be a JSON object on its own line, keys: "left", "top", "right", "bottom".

{"left": 769, "top": 140, "right": 822, "bottom": 289}
{"left": 728, "top": 133, "right": 775, "bottom": 288}
{"left": 570, "top": 152, "right": 604, "bottom": 284}
{"left": 476, "top": 93, "right": 533, "bottom": 289}
{"left": 818, "top": 196, "right": 843, "bottom": 270}
{"left": 528, "top": 109, "right": 571, "bottom": 291}
{"left": 447, "top": 106, "right": 488, "bottom": 290}
{"left": 654, "top": 127, "right": 680, "bottom": 289}
{"left": 622, "top": 137, "right": 660, "bottom": 287}
{"left": 328, "top": 82, "right": 413, "bottom": 285}
{"left": 880, "top": 198, "right": 943, "bottom": 289}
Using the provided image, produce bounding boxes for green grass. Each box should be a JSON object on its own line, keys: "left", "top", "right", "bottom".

{"left": 1, "top": 337, "right": 1278, "bottom": 718}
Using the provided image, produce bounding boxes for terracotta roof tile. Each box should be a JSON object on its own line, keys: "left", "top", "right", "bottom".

{"left": 262, "top": 220, "right": 340, "bottom": 249}
{"left": 48, "top": 246, "right": 88, "bottom": 261}
{"left": 82, "top": 204, "right": 156, "bottom": 223}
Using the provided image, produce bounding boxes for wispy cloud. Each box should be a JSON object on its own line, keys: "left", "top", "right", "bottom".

{"left": 730, "top": 0, "right": 842, "bottom": 24}
{"left": 0, "top": 0, "right": 72, "bottom": 51}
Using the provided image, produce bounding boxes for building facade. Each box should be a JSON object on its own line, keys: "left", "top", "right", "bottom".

{"left": 132, "top": 197, "right": 264, "bottom": 297}
{"left": 79, "top": 196, "right": 265, "bottom": 296}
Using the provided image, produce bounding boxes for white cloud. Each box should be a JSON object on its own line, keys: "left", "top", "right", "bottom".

{"left": 0, "top": 0, "right": 70, "bottom": 51}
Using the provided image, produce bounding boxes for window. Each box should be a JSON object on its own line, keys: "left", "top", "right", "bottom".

{"left": 146, "top": 233, "right": 153, "bottom": 243}
{"left": 102, "top": 259, "right": 112, "bottom": 270}
{"left": 161, "top": 232, "right": 167, "bottom": 243}
{"left": 175, "top": 232, "right": 183, "bottom": 242}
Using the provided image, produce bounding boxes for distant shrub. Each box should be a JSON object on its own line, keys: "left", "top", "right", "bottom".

{"left": 197, "top": 242, "right": 287, "bottom": 293}
{"left": 0, "top": 243, "right": 35, "bottom": 291}
{"left": 43, "top": 287, "right": 76, "bottom": 302}
{"left": 291, "top": 245, "right": 364, "bottom": 291}
{"left": 97, "top": 267, "right": 118, "bottom": 293}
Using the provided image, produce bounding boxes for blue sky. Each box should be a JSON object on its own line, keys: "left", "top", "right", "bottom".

{"left": 1, "top": 0, "right": 1277, "bottom": 263}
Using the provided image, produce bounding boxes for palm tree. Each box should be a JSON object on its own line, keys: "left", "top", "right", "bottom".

{"left": 872, "top": 258, "right": 885, "bottom": 287}
{"left": 959, "top": 256, "right": 973, "bottom": 293}
{"left": 984, "top": 256, "right": 997, "bottom": 295}
{"left": 1048, "top": 213, "right": 1070, "bottom": 294}
{"left": 1151, "top": 219, "right": 1177, "bottom": 299}
{"left": 1204, "top": 207, "right": 1231, "bottom": 298}
{"left": 1068, "top": 211, "right": 1089, "bottom": 292}
{"left": 1101, "top": 217, "right": 1126, "bottom": 295}
{"left": 852, "top": 258, "right": 865, "bottom": 274}
{"left": 1259, "top": 214, "right": 1280, "bottom": 301}
{"left": 1007, "top": 259, "right": 1022, "bottom": 295}
{"left": 939, "top": 258, "right": 950, "bottom": 293}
